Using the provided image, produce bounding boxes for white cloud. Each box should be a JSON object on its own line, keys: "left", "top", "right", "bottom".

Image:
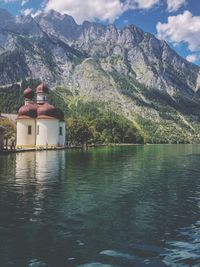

{"left": 157, "top": 11, "right": 200, "bottom": 52}
{"left": 45, "top": 0, "right": 125, "bottom": 23}
{"left": 186, "top": 54, "right": 199, "bottom": 63}
{"left": 44, "top": 0, "right": 160, "bottom": 24}
{"left": 3, "top": 0, "right": 17, "bottom": 2}
{"left": 21, "top": 0, "right": 29, "bottom": 6}
{"left": 21, "top": 7, "right": 33, "bottom": 16}
{"left": 129, "top": 0, "right": 160, "bottom": 9}
{"left": 2, "top": 0, "right": 159, "bottom": 23}
{"left": 167, "top": 0, "right": 187, "bottom": 12}
{"left": 32, "top": 9, "right": 42, "bottom": 17}
{"left": 3, "top": 0, "right": 30, "bottom": 5}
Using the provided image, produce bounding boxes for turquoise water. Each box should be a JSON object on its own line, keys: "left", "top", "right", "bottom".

{"left": 0, "top": 145, "right": 200, "bottom": 267}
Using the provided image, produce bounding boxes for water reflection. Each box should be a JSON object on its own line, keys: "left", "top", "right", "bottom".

{"left": 0, "top": 145, "right": 200, "bottom": 267}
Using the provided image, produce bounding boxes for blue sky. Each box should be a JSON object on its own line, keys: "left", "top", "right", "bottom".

{"left": 0, "top": 0, "right": 200, "bottom": 65}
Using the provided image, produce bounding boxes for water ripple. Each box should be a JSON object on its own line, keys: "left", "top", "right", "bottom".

{"left": 162, "top": 222, "right": 200, "bottom": 266}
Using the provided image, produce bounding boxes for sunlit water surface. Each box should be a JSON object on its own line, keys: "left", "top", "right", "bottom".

{"left": 0, "top": 145, "right": 200, "bottom": 267}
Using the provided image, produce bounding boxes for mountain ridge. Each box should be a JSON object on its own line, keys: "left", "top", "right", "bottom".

{"left": 0, "top": 8, "right": 200, "bottom": 92}
{"left": 0, "top": 8, "right": 200, "bottom": 143}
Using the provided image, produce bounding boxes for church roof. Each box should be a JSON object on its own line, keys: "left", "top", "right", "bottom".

{"left": 17, "top": 84, "right": 64, "bottom": 121}
{"left": 24, "top": 87, "right": 34, "bottom": 99}
{"left": 37, "top": 103, "right": 64, "bottom": 121}
{"left": 18, "top": 103, "right": 38, "bottom": 119}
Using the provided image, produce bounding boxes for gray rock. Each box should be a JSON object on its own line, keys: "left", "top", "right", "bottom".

{"left": 1, "top": 8, "right": 200, "bottom": 143}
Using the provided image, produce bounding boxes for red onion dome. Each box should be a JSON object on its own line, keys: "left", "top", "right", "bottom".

{"left": 37, "top": 103, "right": 64, "bottom": 120}
{"left": 54, "top": 108, "right": 64, "bottom": 121}
{"left": 24, "top": 87, "right": 34, "bottom": 99}
{"left": 36, "top": 83, "right": 49, "bottom": 94}
{"left": 17, "top": 103, "right": 37, "bottom": 119}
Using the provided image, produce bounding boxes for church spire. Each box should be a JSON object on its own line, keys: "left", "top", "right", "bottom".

{"left": 36, "top": 83, "right": 49, "bottom": 104}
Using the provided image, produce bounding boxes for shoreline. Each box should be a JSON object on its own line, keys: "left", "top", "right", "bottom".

{"left": 1, "top": 143, "right": 199, "bottom": 154}
{"left": 0, "top": 143, "right": 143, "bottom": 154}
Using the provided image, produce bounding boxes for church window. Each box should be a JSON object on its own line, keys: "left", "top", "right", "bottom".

{"left": 37, "top": 125, "right": 39, "bottom": 135}
{"left": 28, "top": 125, "right": 32, "bottom": 135}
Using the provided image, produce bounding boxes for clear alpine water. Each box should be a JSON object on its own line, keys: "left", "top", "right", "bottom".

{"left": 0, "top": 145, "right": 200, "bottom": 267}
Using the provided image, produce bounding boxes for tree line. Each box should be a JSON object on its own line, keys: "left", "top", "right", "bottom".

{"left": 0, "top": 81, "right": 146, "bottom": 148}
{"left": 65, "top": 101, "right": 146, "bottom": 146}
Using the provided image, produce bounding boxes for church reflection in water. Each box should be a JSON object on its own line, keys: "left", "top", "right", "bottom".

{"left": 15, "top": 150, "right": 66, "bottom": 182}
{"left": 15, "top": 150, "right": 66, "bottom": 219}
{"left": 2, "top": 145, "right": 200, "bottom": 267}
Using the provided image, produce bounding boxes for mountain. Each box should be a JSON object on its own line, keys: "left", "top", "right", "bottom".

{"left": 0, "top": 8, "right": 200, "bottom": 143}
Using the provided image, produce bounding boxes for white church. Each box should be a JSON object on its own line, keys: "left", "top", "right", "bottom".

{"left": 16, "top": 83, "right": 66, "bottom": 148}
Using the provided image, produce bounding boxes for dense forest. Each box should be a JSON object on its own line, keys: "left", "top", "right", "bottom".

{"left": 1, "top": 79, "right": 200, "bottom": 145}
{"left": 0, "top": 80, "right": 146, "bottom": 145}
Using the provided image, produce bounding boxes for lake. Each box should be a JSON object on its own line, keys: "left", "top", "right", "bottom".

{"left": 0, "top": 145, "right": 200, "bottom": 267}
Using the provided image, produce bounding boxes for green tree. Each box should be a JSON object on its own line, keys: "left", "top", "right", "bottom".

{"left": 0, "top": 118, "right": 16, "bottom": 148}
{"left": 66, "top": 117, "right": 94, "bottom": 147}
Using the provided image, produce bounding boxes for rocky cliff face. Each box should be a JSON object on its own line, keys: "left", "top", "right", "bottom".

{"left": 1, "top": 8, "right": 200, "bottom": 142}
{"left": 35, "top": 10, "right": 200, "bottom": 96}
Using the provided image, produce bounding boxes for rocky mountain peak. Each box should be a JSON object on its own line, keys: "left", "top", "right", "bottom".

{"left": 35, "top": 10, "right": 79, "bottom": 41}
{"left": 1, "top": 9, "right": 200, "bottom": 143}
{"left": 0, "top": 8, "right": 199, "bottom": 96}
{"left": 0, "top": 8, "right": 13, "bottom": 19}
{"left": 36, "top": 10, "right": 77, "bottom": 25}
{"left": 0, "top": 8, "right": 15, "bottom": 28}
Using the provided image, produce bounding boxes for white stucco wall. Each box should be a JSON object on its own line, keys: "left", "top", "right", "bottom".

{"left": 36, "top": 119, "right": 59, "bottom": 146}
{"left": 16, "top": 119, "right": 36, "bottom": 147}
{"left": 59, "top": 121, "right": 66, "bottom": 146}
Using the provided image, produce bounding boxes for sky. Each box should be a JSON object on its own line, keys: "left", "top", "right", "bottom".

{"left": 0, "top": 0, "right": 200, "bottom": 65}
